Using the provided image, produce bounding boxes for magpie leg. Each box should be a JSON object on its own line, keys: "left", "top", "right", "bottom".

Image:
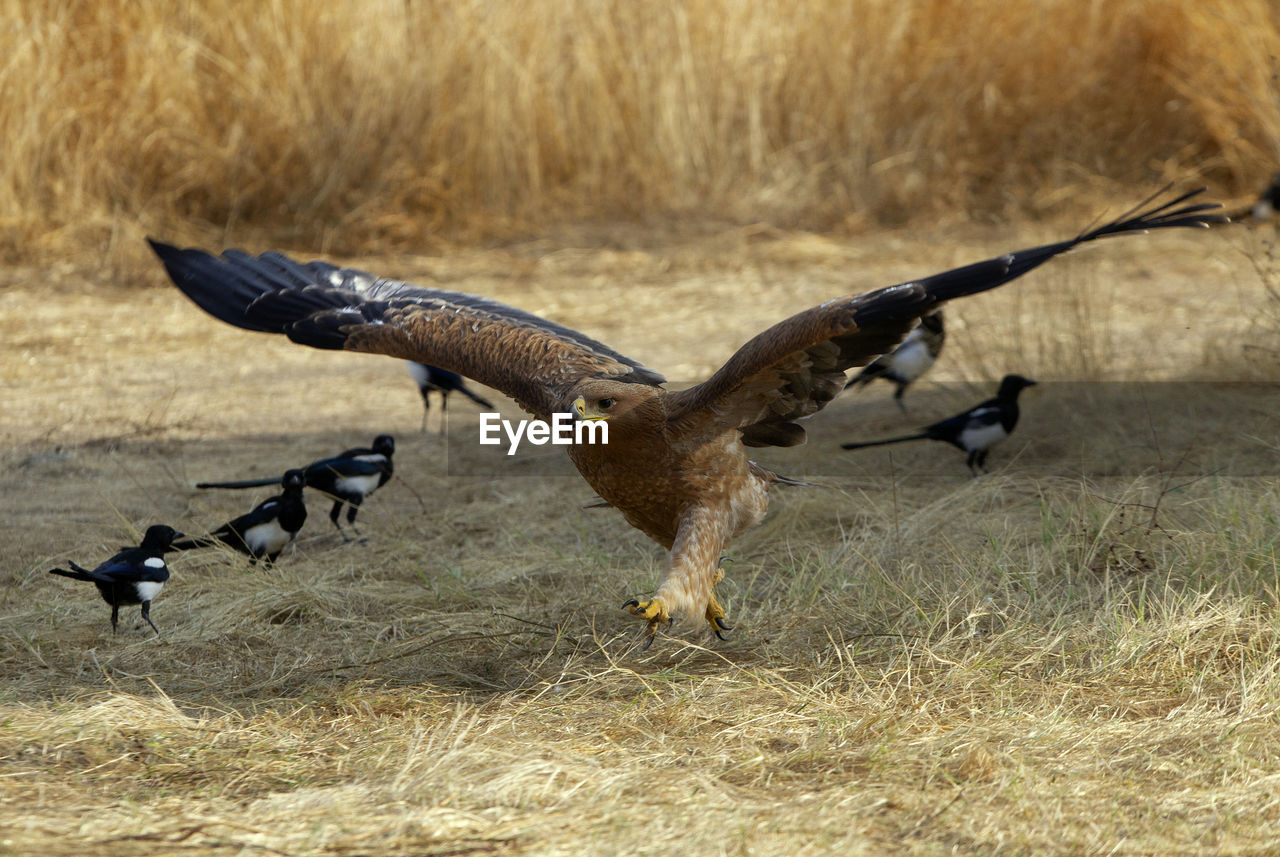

{"left": 110, "top": 604, "right": 119, "bottom": 634}
{"left": 140, "top": 601, "right": 161, "bottom": 638}
{"left": 966, "top": 450, "right": 979, "bottom": 477}
{"left": 894, "top": 385, "right": 908, "bottom": 412}
{"left": 346, "top": 496, "right": 366, "bottom": 541}
{"left": 438, "top": 391, "right": 449, "bottom": 437}
{"left": 329, "top": 500, "right": 353, "bottom": 542}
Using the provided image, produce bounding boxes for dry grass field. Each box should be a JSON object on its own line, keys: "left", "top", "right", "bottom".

{"left": 3, "top": 221, "right": 1280, "bottom": 855}
{"left": 5, "top": 0, "right": 1280, "bottom": 263}
{"left": 6, "top": 0, "right": 1280, "bottom": 854}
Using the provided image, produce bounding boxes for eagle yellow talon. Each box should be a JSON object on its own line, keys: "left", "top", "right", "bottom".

{"left": 624, "top": 597, "right": 671, "bottom": 625}
{"left": 705, "top": 592, "right": 733, "bottom": 640}
{"left": 623, "top": 597, "right": 672, "bottom": 650}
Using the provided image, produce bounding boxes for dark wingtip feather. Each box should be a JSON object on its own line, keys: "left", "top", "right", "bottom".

{"left": 150, "top": 239, "right": 281, "bottom": 333}
{"left": 1083, "top": 185, "right": 1226, "bottom": 240}
{"left": 908, "top": 185, "right": 1222, "bottom": 307}
{"left": 151, "top": 239, "right": 369, "bottom": 349}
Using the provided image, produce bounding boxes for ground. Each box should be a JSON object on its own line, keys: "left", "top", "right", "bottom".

{"left": 1, "top": 222, "right": 1279, "bottom": 855}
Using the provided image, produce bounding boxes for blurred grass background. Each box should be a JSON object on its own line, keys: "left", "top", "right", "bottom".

{"left": 3, "top": 0, "right": 1279, "bottom": 265}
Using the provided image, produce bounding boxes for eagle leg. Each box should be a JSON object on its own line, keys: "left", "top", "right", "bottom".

{"left": 623, "top": 506, "right": 733, "bottom": 642}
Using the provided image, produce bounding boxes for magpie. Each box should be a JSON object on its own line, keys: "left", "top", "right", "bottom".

{"left": 48, "top": 524, "right": 182, "bottom": 636}
{"left": 841, "top": 374, "right": 1037, "bottom": 475}
{"left": 173, "top": 469, "right": 308, "bottom": 562}
{"left": 843, "top": 308, "right": 945, "bottom": 409}
{"left": 406, "top": 362, "right": 494, "bottom": 434}
{"left": 197, "top": 435, "right": 394, "bottom": 539}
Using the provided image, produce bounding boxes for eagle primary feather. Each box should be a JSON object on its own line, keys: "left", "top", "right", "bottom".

{"left": 150, "top": 186, "right": 1221, "bottom": 640}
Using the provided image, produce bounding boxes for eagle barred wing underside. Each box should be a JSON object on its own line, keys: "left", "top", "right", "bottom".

{"left": 149, "top": 240, "right": 664, "bottom": 419}
{"left": 666, "top": 186, "right": 1221, "bottom": 447}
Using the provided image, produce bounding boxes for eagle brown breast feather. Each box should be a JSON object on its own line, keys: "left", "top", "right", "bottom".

{"left": 149, "top": 186, "right": 1221, "bottom": 640}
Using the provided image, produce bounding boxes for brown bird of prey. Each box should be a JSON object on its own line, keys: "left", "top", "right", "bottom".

{"left": 149, "top": 187, "right": 1219, "bottom": 641}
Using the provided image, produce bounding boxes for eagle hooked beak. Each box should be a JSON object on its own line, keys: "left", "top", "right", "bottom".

{"left": 573, "top": 396, "right": 610, "bottom": 421}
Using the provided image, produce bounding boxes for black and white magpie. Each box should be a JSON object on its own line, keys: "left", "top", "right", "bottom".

{"left": 48, "top": 524, "right": 182, "bottom": 636}
{"left": 843, "top": 308, "right": 945, "bottom": 409}
{"left": 840, "top": 374, "right": 1037, "bottom": 474}
{"left": 197, "top": 435, "right": 394, "bottom": 539}
{"left": 406, "top": 362, "right": 494, "bottom": 434}
{"left": 174, "top": 468, "right": 308, "bottom": 562}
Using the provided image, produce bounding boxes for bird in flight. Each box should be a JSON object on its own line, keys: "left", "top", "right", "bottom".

{"left": 150, "top": 187, "right": 1220, "bottom": 641}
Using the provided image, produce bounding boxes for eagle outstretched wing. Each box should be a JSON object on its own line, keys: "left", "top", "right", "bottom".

{"left": 153, "top": 186, "right": 1222, "bottom": 641}
{"left": 665, "top": 186, "right": 1222, "bottom": 447}
{"left": 148, "top": 240, "right": 664, "bottom": 419}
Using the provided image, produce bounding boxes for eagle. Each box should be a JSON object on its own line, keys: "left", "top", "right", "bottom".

{"left": 149, "top": 187, "right": 1219, "bottom": 640}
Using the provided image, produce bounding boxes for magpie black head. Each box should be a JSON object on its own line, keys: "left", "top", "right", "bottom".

{"left": 919, "top": 309, "right": 944, "bottom": 334}
{"left": 996, "top": 374, "right": 1037, "bottom": 398}
{"left": 140, "top": 524, "right": 183, "bottom": 551}
{"left": 282, "top": 468, "right": 307, "bottom": 491}
{"left": 373, "top": 435, "right": 395, "bottom": 456}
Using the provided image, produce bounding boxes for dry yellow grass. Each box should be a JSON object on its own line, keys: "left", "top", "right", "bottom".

{"left": 4, "top": 2, "right": 1280, "bottom": 852}
{"left": 3, "top": 220, "right": 1280, "bottom": 855}
{"left": 3, "top": 0, "right": 1280, "bottom": 265}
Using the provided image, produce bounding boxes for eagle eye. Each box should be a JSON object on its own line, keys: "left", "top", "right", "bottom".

{"left": 599, "top": 397, "right": 615, "bottom": 409}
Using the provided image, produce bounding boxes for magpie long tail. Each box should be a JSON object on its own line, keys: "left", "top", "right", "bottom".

{"left": 842, "top": 369, "right": 881, "bottom": 391}
{"left": 841, "top": 432, "right": 932, "bottom": 451}
{"left": 460, "top": 388, "right": 494, "bottom": 409}
{"left": 48, "top": 567, "right": 94, "bottom": 581}
{"left": 196, "top": 476, "right": 283, "bottom": 490}
{"left": 170, "top": 536, "right": 219, "bottom": 551}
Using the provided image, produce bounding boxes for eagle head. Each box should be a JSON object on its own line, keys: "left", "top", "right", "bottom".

{"left": 569, "top": 379, "right": 663, "bottom": 427}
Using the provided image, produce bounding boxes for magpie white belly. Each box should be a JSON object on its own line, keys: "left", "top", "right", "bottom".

{"left": 958, "top": 422, "right": 1008, "bottom": 451}
{"left": 893, "top": 340, "right": 933, "bottom": 380}
{"left": 244, "top": 520, "right": 292, "bottom": 556}
{"left": 335, "top": 473, "right": 380, "bottom": 496}
{"left": 134, "top": 580, "right": 165, "bottom": 602}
